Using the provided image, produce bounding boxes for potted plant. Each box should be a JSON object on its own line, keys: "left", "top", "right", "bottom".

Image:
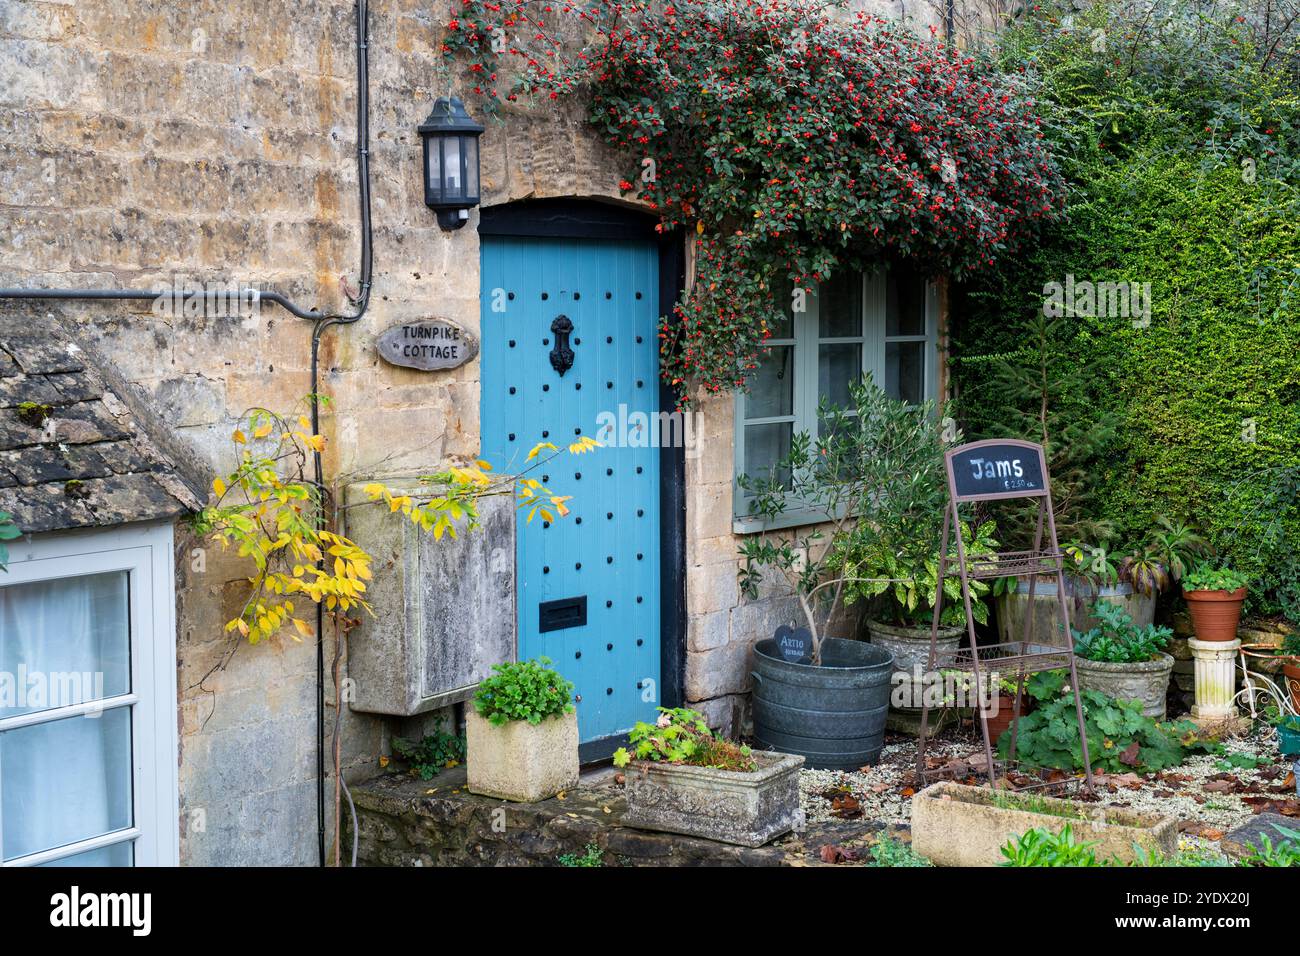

{"left": 1277, "top": 714, "right": 1300, "bottom": 758}
{"left": 983, "top": 674, "right": 1035, "bottom": 741}
{"left": 1182, "top": 563, "right": 1249, "bottom": 642}
{"left": 613, "top": 707, "right": 803, "bottom": 847}
{"left": 466, "top": 657, "right": 579, "bottom": 802}
{"left": 847, "top": 520, "right": 999, "bottom": 713}
{"left": 1071, "top": 601, "right": 1176, "bottom": 719}
{"left": 737, "top": 378, "right": 944, "bottom": 769}
{"left": 998, "top": 517, "right": 1208, "bottom": 647}
{"left": 1282, "top": 632, "right": 1300, "bottom": 713}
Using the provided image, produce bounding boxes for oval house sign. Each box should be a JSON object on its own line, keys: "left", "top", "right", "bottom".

{"left": 377, "top": 318, "right": 478, "bottom": 371}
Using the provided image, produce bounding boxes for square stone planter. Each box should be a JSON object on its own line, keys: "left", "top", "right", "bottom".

{"left": 911, "top": 781, "right": 1177, "bottom": 866}
{"left": 465, "top": 709, "right": 579, "bottom": 802}
{"left": 622, "top": 751, "right": 805, "bottom": 847}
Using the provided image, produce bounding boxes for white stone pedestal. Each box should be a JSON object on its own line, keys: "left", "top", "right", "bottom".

{"left": 1189, "top": 638, "right": 1241, "bottom": 722}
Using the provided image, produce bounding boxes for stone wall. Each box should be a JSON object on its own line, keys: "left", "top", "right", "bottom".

{"left": 1, "top": 0, "right": 944, "bottom": 863}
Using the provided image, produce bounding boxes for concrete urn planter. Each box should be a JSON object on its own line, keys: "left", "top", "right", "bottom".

{"left": 865, "top": 619, "right": 964, "bottom": 712}
{"left": 911, "top": 781, "right": 1178, "bottom": 867}
{"left": 1073, "top": 653, "right": 1175, "bottom": 720}
{"left": 621, "top": 750, "right": 805, "bottom": 847}
{"left": 465, "top": 709, "right": 579, "bottom": 802}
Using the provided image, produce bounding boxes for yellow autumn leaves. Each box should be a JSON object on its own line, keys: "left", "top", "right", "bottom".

{"left": 203, "top": 406, "right": 600, "bottom": 646}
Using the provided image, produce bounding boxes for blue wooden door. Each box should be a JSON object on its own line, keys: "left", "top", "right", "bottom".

{"left": 480, "top": 235, "right": 661, "bottom": 745}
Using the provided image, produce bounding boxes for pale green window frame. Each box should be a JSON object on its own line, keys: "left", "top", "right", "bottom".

{"left": 733, "top": 265, "right": 940, "bottom": 532}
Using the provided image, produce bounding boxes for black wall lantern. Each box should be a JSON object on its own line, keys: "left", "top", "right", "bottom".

{"left": 418, "top": 97, "right": 484, "bottom": 230}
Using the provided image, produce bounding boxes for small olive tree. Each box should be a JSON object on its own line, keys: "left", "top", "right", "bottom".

{"left": 737, "top": 377, "right": 953, "bottom": 665}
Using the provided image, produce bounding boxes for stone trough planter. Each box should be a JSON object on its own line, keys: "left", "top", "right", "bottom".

{"left": 621, "top": 751, "right": 805, "bottom": 847}
{"left": 1073, "top": 653, "right": 1174, "bottom": 719}
{"left": 911, "top": 781, "right": 1178, "bottom": 867}
{"left": 466, "top": 709, "right": 579, "bottom": 803}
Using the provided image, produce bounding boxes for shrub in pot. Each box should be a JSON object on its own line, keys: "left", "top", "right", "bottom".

{"left": 1283, "top": 632, "right": 1300, "bottom": 713}
{"left": 1071, "top": 601, "right": 1175, "bottom": 719}
{"left": 1182, "top": 563, "right": 1249, "bottom": 642}
{"left": 466, "top": 657, "right": 578, "bottom": 802}
{"left": 845, "top": 520, "right": 999, "bottom": 712}
{"left": 737, "top": 377, "right": 946, "bottom": 768}
{"left": 613, "top": 707, "right": 803, "bottom": 847}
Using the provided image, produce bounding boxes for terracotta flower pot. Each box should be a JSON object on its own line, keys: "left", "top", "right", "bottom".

{"left": 982, "top": 692, "right": 1029, "bottom": 742}
{"left": 1183, "top": 587, "right": 1247, "bottom": 642}
{"left": 1284, "top": 660, "right": 1300, "bottom": 714}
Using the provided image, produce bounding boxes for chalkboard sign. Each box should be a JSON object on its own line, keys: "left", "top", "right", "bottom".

{"left": 948, "top": 440, "right": 1047, "bottom": 500}
{"left": 773, "top": 624, "right": 813, "bottom": 664}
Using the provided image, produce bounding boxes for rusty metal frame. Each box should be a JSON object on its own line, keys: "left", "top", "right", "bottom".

{"left": 917, "top": 439, "right": 1095, "bottom": 791}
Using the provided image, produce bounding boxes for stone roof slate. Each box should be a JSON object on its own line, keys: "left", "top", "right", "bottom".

{"left": 0, "top": 311, "right": 206, "bottom": 534}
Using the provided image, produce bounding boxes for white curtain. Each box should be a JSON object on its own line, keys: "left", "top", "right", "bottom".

{"left": 0, "top": 572, "right": 132, "bottom": 862}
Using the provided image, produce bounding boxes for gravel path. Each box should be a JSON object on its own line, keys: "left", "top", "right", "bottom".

{"left": 797, "top": 722, "right": 1298, "bottom": 846}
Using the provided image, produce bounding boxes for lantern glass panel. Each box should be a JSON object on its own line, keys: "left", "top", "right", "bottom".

{"left": 443, "top": 136, "right": 463, "bottom": 199}
{"left": 464, "top": 136, "right": 479, "bottom": 200}
{"left": 426, "top": 138, "right": 443, "bottom": 204}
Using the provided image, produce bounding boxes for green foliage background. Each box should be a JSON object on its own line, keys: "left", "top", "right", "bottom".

{"left": 953, "top": 0, "right": 1300, "bottom": 618}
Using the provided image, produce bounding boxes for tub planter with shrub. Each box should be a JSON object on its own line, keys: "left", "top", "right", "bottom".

{"left": 1182, "top": 564, "right": 1249, "bottom": 642}
{"left": 738, "top": 380, "right": 951, "bottom": 768}
{"left": 614, "top": 708, "right": 804, "bottom": 847}
{"left": 1071, "top": 600, "right": 1175, "bottom": 719}
{"left": 466, "top": 658, "right": 578, "bottom": 803}
{"left": 911, "top": 781, "right": 1178, "bottom": 867}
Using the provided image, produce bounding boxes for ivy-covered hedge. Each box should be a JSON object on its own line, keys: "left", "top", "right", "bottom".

{"left": 952, "top": 0, "right": 1300, "bottom": 619}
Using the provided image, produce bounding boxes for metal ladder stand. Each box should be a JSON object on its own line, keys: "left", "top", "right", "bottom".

{"left": 917, "top": 439, "right": 1095, "bottom": 791}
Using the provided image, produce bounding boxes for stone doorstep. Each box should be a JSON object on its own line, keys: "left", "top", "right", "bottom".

{"left": 1221, "top": 813, "right": 1300, "bottom": 860}
{"left": 348, "top": 767, "right": 890, "bottom": 867}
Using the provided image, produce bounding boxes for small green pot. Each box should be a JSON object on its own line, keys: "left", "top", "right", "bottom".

{"left": 1277, "top": 721, "right": 1300, "bottom": 757}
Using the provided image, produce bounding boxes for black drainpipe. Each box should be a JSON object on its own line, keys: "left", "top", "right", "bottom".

{"left": 0, "top": 0, "right": 375, "bottom": 869}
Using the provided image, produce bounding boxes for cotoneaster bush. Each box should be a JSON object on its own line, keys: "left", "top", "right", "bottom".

{"left": 445, "top": 0, "right": 1065, "bottom": 404}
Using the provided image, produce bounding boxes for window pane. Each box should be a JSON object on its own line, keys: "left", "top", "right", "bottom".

{"left": 819, "top": 270, "right": 863, "bottom": 338}
{"left": 769, "top": 278, "right": 795, "bottom": 339}
{"left": 886, "top": 341, "right": 926, "bottom": 405}
{"left": 742, "top": 422, "right": 793, "bottom": 489}
{"left": 886, "top": 262, "right": 926, "bottom": 336}
{"left": 443, "top": 137, "right": 463, "bottom": 198}
{"left": 38, "top": 841, "right": 134, "bottom": 867}
{"left": 426, "top": 140, "right": 442, "bottom": 202}
{"left": 1, "top": 707, "right": 133, "bottom": 861}
{"left": 464, "top": 137, "right": 479, "bottom": 199}
{"left": 746, "top": 345, "right": 794, "bottom": 419}
{"left": 0, "top": 571, "right": 130, "bottom": 719}
{"left": 818, "top": 343, "right": 862, "bottom": 412}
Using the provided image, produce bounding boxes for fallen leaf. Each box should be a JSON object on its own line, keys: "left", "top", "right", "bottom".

{"left": 556, "top": 790, "right": 567, "bottom": 800}
{"left": 1118, "top": 742, "right": 1141, "bottom": 767}
{"left": 1202, "top": 779, "right": 1237, "bottom": 794}
{"left": 602, "top": 805, "right": 612, "bottom": 814}
{"left": 378, "top": 755, "right": 390, "bottom": 768}
{"left": 819, "top": 843, "right": 859, "bottom": 864}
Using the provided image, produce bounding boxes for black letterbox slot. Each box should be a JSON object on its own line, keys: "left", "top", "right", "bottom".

{"left": 539, "top": 595, "right": 587, "bottom": 633}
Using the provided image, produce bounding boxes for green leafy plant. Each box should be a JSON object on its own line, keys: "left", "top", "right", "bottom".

{"left": 1238, "top": 824, "right": 1300, "bottom": 867}
{"left": 1129, "top": 844, "right": 1233, "bottom": 867}
{"left": 867, "top": 834, "right": 932, "bottom": 867}
{"left": 1001, "top": 672, "right": 1218, "bottom": 773}
{"left": 1183, "top": 563, "right": 1250, "bottom": 593}
{"left": 1000, "top": 826, "right": 1102, "bottom": 867}
{"left": 612, "top": 707, "right": 755, "bottom": 772}
{"left": 738, "top": 378, "right": 959, "bottom": 663}
{"left": 1281, "top": 632, "right": 1300, "bottom": 658}
{"left": 1072, "top": 601, "right": 1173, "bottom": 664}
{"left": 0, "top": 510, "right": 21, "bottom": 572}
{"left": 557, "top": 843, "right": 604, "bottom": 867}
{"left": 389, "top": 718, "right": 466, "bottom": 780}
{"left": 842, "top": 519, "right": 999, "bottom": 630}
{"left": 473, "top": 657, "right": 575, "bottom": 727}
{"left": 988, "top": 790, "right": 1088, "bottom": 821}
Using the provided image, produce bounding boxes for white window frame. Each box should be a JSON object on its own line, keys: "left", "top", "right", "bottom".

{"left": 0, "top": 521, "right": 179, "bottom": 867}
{"left": 734, "top": 267, "right": 939, "bottom": 532}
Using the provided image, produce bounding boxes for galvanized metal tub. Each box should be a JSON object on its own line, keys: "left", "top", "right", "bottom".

{"left": 751, "top": 637, "right": 894, "bottom": 770}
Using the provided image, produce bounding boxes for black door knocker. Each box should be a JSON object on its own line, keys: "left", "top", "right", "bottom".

{"left": 549, "top": 315, "right": 575, "bottom": 376}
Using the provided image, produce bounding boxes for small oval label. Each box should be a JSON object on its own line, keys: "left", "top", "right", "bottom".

{"left": 376, "top": 319, "right": 479, "bottom": 371}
